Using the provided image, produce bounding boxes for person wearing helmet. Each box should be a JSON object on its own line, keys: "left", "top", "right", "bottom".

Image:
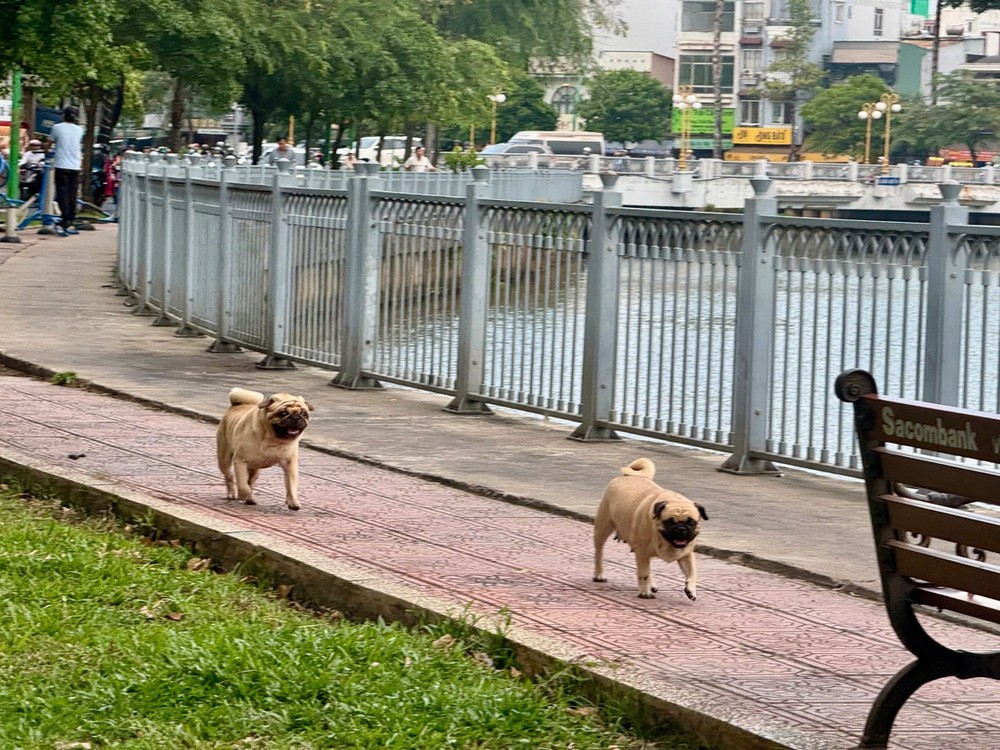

{"left": 18, "top": 138, "right": 46, "bottom": 201}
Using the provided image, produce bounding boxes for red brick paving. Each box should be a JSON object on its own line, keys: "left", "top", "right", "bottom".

{"left": 2, "top": 375, "right": 1000, "bottom": 749}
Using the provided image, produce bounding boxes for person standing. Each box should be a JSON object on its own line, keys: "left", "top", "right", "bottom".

{"left": 50, "top": 105, "right": 84, "bottom": 236}
{"left": 403, "top": 145, "right": 436, "bottom": 172}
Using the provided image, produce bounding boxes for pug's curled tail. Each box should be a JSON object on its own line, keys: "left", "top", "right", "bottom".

{"left": 621, "top": 457, "right": 655, "bottom": 478}
{"left": 228, "top": 387, "right": 265, "bottom": 406}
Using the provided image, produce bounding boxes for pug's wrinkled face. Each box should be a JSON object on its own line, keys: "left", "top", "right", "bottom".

{"left": 259, "top": 395, "right": 313, "bottom": 440}
{"left": 654, "top": 500, "right": 709, "bottom": 549}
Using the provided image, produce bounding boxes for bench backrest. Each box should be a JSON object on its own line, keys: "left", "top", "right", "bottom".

{"left": 835, "top": 369, "right": 1000, "bottom": 625}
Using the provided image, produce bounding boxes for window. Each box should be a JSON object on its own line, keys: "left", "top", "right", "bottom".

{"left": 740, "top": 99, "right": 761, "bottom": 125}
{"left": 771, "top": 101, "right": 794, "bottom": 124}
{"left": 742, "top": 49, "right": 763, "bottom": 73}
{"left": 678, "top": 55, "right": 735, "bottom": 94}
{"left": 744, "top": 1, "right": 765, "bottom": 20}
{"left": 874, "top": 8, "right": 884, "bottom": 36}
{"left": 681, "top": 0, "right": 735, "bottom": 32}
{"left": 551, "top": 86, "right": 577, "bottom": 116}
{"left": 834, "top": 1, "right": 844, "bottom": 22}
{"left": 769, "top": 0, "right": 790, "bottom": 20}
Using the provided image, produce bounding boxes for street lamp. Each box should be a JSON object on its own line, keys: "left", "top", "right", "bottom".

{"left": 877, "top": 92, "right": 902, "bottom": 175}
{"left": 672, "top": 85, "right": 702, "bottom": 171}
{"left": 488, "top": 92, "right": 507, "bottom": 145}
{"left": 857, "top": 102, "right": 882, "bottom": 164}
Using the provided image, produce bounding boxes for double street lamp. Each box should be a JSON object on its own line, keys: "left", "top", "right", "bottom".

{"left": 857, "top": 92, "right": 902, "bottom": 173}
{"left": 488, "top": 92, "right": 507, "bottom": 145}
{"left": 672, "top": 85, "right": 702, "bottom": 171}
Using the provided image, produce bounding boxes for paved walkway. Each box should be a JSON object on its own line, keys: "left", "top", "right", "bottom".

{"left": 1, "top": 226, "right": 999, "bottom": 749}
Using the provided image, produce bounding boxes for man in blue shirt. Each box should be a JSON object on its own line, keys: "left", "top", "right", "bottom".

{"left": 49, "top": 106, "right": 84, "bottom": 236}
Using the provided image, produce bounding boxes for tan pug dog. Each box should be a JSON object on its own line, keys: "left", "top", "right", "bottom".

{"left": 593, "top": 458, "right": 708, "bottom": 600}
{"left": 217, "top": 388, "right": 313, "bottom": 510}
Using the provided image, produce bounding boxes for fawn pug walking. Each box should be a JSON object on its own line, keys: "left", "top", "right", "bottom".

{"left": 593, "top": 458, "right": 709, "bottom": 600}
{"left": 217, "top": 388, "right": 313, "bottom": 510}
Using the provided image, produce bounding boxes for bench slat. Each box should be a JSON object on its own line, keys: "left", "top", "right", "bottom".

{"left": 888, "top": 541, "right": 1000, "bottom": 600}
{"left": 912, "top": 586, "right": 1000, "bottom": 627}
{"left": 882, "top": 495, "right": 1000, "bottom": 555}
{"left": 877, "top": 449, "right": 1000, "bottom": 505}
{"left": 865, "top": 393, "right": 1000, "bottom": 463}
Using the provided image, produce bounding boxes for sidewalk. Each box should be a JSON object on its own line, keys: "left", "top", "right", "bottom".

{"left": 1, "top": 225, "right": 999, "bottom": 749}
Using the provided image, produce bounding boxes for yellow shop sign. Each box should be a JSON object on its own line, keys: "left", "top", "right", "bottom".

{"left": 732, "top": 127, "right": 793, "bottom": 146}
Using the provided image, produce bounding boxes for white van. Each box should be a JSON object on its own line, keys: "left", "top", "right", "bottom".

{"left": 508, "top": 130, "right": 605, "bottom": 156}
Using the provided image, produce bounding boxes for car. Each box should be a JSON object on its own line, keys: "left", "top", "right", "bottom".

{"left": 478, "top": 143, "right": 552, "bottom": 156}
{"left": 337, "top": 136, "right": 422, "bottom": 167}
{"left": 626, "top": 140, "right": 672, "bottom": 159}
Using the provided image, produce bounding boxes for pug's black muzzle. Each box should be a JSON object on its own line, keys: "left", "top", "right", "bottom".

{"left": 660, "top": 520, "right": 698, "bottom": 548}
{"left": 273, "top": 414, "right": 309, "bottom": 439}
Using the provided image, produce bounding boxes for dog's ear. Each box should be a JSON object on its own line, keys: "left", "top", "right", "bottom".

{"left": 305, "top": 401, "right": 315, "bottom": 412}
{"left": 258, "top": 398, "right": 274, "bottom": 410}
{"left": 696, "top": 504, "right": 709, "bottom": 521}
{"left": 652, "top": 500, "right": 666, "bottom": 519}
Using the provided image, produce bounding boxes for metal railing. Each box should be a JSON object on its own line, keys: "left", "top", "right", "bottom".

{"left": 117, "top": 154, "right": 997, "bottom": 479}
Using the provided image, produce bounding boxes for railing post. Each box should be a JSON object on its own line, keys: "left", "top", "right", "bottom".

{"left": 720, "top": 175, "right": 781, "bottom": 474}
{"left": 175, "top": 159, "right": 201, "bottom": 337}
{"left": 570, "top": 173, "right": 622, "bottom": 441}
{"left": 446, "top": 165, "right": 493, "bottom": 414}
{"left": 257, "top": 159, "right": 296, "bottom": 369}
{"left": 331, "top": 161, "right": 383, "bottom": 388}
{"left": 151, "top": 156, "right": 177, "bottom": 326}
{"left": 208, "top": 156, "right": 242, "bottom": 352}
{"left": 132, "top": 154, "right": 158, "bottom": 316}
{"left": 922, "top": 181, "right": 969, "bottom": 406}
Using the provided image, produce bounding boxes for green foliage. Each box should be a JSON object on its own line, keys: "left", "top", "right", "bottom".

{"left": 924, "top": 72, "right": 1000, "bottom": 160}
{"left": 493, "top": 71, "right": 558, "bottom": 141}
{"left": 443, "top": 146, "right": 486, "bottom": 172}
{"left": 50, "top": 371, "right": 77, "bottom": 386}
{"left": 423, "top": 0, "right": 624, "bottom": 67}
{"left": 0, "top": 482, "right": 702, "bottom": 749}
{"left": 800, "top": 75, "right": 891, "bottom": 158}
{"left": 759, "top": 0, "right": 825, "bottom": 126}
{"left": 577, "top": 69, "right": 672, "bottom": 144}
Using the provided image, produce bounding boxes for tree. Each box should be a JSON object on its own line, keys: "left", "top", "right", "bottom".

{"left": 421, "top": 0, "right": 623, "bottom": 67}
{"left": 923, "top": 72, "right": 1000, "bottom": 162}
{"left": 577, "top": 69, "right": 671, "bottom": 144}
{"left": 493, "top": 72, "right": 557, "bottom": 143}
{"left": 800, "top": 75, "right": 890, "bottom": 159}
{"left": 118, "top": 0, "right": 249, "bottom": 151}
{"left": 759, "top": 0, "right": 825, "bottom": 157}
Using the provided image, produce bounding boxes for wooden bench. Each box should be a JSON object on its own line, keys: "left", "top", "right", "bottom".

{"left": 835, "top": 369, "right": 1000, "bottom": 749}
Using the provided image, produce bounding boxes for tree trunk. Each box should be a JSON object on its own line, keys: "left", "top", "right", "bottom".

{"left": 251, "top": 105, "right": 267, "bottom": 164}
{"left": 168, "top": 78, "right": 185, "bottom": 153}
{"left": 99, "top": 77, "right": 125, "bottom": 144}
{"left": 932, "top": 2, "right": 943, "bottom": 104}
{"left": 711, "top": 0, "right": 724, "bottom": 158}
{"left": 82, "top": 94, "right": 99, "bottom": 202}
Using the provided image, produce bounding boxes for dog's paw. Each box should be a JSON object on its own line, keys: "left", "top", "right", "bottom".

{"left": 242, "top": 497, "right": 257, "bottom": 505}
{"left": 593, "top": 575, "right": 607, "bottom": 583}
{"left": 651, "top": 586, "right": 658, "bottom": 593}
{"left": 684, "top": 587, "right": 697, "bottom": 601}
{"left": 287, "top": 504, "right": 300, "bottom": 511}
{"left": 638, "top": 592, "right": 656, "bottom": 599}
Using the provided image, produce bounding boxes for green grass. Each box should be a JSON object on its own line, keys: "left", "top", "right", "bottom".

{"left": 0, "top": 480, "right": 711, "bottom": 750}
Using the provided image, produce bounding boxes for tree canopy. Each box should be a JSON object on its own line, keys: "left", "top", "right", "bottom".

{"left": 800, "top": 75, "right": 891, "bottom": 159}
{"left": 3, "top": 0, "right": 609, "bottom": 160}
{"left": 577, "top": 69, "right": 671, "bottom": 144}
